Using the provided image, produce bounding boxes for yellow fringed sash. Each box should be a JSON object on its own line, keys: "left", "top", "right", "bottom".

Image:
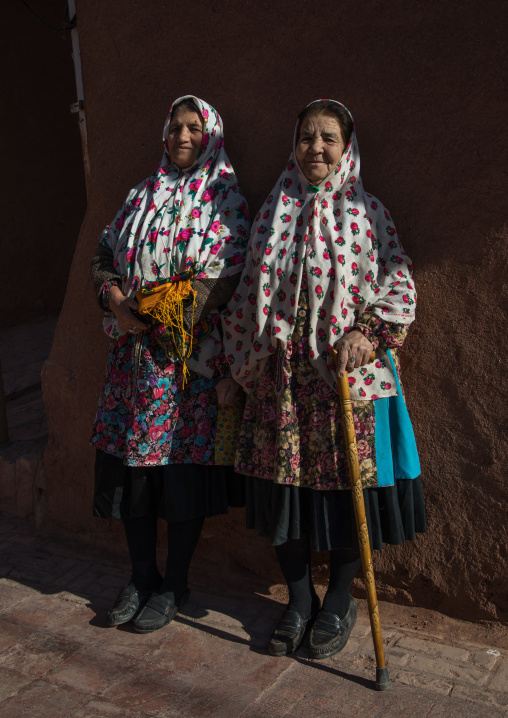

{"left": 136, "top": 279, "right": 196, "bottom": 386}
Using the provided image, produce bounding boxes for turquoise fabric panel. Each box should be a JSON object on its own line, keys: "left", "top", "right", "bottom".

{"left": 373, "top": 396, "right": 394, "bottom": 487}
{"left": 374, "top": 350, "right": 421, "bottom": 486}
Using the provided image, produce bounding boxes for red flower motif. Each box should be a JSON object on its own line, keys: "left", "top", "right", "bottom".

{"left": 201, "top": 187, "right": 217, "bottom": 203}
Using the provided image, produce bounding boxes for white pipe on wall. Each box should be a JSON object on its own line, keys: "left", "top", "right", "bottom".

{"left": 68, "top": 0, "right": 90, "bottom": 197}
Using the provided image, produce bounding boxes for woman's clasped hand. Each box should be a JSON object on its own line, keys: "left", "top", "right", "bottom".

{"left": 333, "top": 330, "right": 375, "bottom": 377}
{"left": 107, "top": 285, "right": 146, "bottom": 334}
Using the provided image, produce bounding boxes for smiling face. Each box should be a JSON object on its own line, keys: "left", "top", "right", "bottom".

{"left": 295, "top": 113, "right": 346, "bottom": 183}
{"left": 166, "top": 106, "right": 204, "bottom": 169}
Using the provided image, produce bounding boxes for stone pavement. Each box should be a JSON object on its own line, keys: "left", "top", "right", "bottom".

{"left": 0, "top": 514, "right": 507, "bottom": 718}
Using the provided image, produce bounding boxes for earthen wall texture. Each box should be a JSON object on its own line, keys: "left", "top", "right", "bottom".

{"left": 42, "top": 0, "right": 508, "bottom": 622}
{"left": 2, "top": 1, "right": 86, "bottom": 325}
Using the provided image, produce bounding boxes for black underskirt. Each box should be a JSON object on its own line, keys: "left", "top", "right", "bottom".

{"left": 93, "top": 450, "right": 245, "bottom": 523}
{"left": 245, "top": 475, "right": 426, "bottom": 552}
{"left": 94, "top": 451, "right": 426, "bottom": 552}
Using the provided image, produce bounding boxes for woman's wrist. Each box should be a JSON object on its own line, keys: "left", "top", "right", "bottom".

{"left": 106, "top": 283, "right": 124, "bottom": 309}
{"left": 351, "top": 324, "right": 380, "bottom": 350}
{"left": 102, "top": 280, "right": 121, "bottom": 310}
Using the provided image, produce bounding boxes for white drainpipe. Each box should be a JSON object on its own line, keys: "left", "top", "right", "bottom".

{"left": 68, "top": 0, "right": 90, "bottom": 197}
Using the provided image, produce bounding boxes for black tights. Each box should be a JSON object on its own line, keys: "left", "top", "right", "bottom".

{"left": 275, "top": 534, "right": 361, "bottom": 618}
{"left": 123, "top": 513, "right": 204, "bottom": 603}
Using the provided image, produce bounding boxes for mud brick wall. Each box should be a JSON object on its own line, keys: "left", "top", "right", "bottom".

{"left": 42, "top": 0, "right": 508, "bottom": 622}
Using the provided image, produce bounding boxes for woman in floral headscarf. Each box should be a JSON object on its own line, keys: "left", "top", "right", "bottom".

{"left": 223, "top": 100, "right": 425, "bottom": 658}
{"left": 90, "top": 96, "right": 249, "bottom": 633}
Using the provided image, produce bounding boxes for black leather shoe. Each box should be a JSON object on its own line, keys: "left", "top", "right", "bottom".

{"left": 268, "top": 606, "right": 317, "bottom": 657}
{"left": 132, "top": 588, "right": 190, "bottom": 634}
{"left": 107, "top": 584, "right": 151, "bottom": 627}
{"left": 309, "top": 596, "right": 358, "bottom": 659}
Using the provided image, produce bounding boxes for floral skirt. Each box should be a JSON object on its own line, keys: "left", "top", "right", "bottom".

{"left": 90, "top": 331, "right": 228, "bottom": 467}
{"left": 235, "top": 331, "right": 381, "bottom": 490}
{"left": 93, "top": 450, "right": 245, "bottom": 523}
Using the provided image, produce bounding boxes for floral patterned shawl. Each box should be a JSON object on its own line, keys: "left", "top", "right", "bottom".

{"left": 223, "top": 100, "right": 416, "bottom": 400}
{"left": 99, "top": 96, "right": 250, "bottom": 375}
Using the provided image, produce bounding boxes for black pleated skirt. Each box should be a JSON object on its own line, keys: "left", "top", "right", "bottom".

{"left": 245, "top": 475, "right": 426, "bottom": 552}
{"left": 93, "top": 450, "right": 245, "bottom": 523}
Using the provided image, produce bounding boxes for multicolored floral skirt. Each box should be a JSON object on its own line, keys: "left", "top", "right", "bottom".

{"left": 90, "top": 331, "right": 230, "bottom": 467}
{"left": 91, "top": 331, "right": 245, "bottom": 521}
{"left": 236, "top": 290, "right": 382, "bottom": 489}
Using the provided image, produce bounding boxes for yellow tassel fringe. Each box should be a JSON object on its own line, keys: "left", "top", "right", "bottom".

{"left": 136, "top": 279, "right": 196, "bottom": 386}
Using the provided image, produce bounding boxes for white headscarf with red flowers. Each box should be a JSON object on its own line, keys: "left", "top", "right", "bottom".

{"left": 223, "top": 100, "right": 416, "bottom": 400}
{"left": 99, "top": 96, "right": 250, "bottom": 373}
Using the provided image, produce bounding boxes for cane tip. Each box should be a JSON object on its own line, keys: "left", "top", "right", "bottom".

{"left": 375, "top": 666, "right": 391, "bottom": 691}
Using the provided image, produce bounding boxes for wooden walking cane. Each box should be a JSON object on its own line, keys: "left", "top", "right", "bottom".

{"left": 333, "top": 349, "right": 391, "bottom": 691}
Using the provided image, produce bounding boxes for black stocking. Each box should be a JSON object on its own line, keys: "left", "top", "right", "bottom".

{"left": 275, "top": 534, "right": 319, "bottom": 617}
{"left": 159, "top": 516, "right": 205, "bottom": 603}
{"left": 123, "top": 513, "right": 161, "bottom": 592}
{"left": 322, "top": 548, "right": 361, "bottom": 618}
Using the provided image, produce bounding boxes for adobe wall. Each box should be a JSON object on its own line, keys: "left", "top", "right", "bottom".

{"left": 42, "top": 0, "right": 508, "bottom": 622}
{"left": 2, "top": 1, "right": 86, "bottom": 325}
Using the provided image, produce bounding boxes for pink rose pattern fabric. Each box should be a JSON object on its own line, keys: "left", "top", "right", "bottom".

{"left": 223, "top": 100, "right": 415, "bottom": 400}
{"left": 100, "top": 96, "right": 249, "bottom": 377}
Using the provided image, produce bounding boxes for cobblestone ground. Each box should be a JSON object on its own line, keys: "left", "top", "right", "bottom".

{"left": 0, "top": 514, "right": 507, "bottom": 718}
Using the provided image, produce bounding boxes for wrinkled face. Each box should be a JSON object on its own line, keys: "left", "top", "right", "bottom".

{"left": 166, "top": 107, "right": 204, "bottom": 169}
{"left": 295, "top": 113, "right": 345, "bottom": 183}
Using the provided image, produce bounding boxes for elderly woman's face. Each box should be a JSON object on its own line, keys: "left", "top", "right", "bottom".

{"left": 166, "top": 107, "right": 204, "bottom": 169}
{"left": 295, "top": 113, "right": 345, "bottom": 183}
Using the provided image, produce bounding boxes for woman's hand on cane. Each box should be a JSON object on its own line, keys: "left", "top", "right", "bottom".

{"left": 334, "top": 330, "right": 374, "bottom": 378}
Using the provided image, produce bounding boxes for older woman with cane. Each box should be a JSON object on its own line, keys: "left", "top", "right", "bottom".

{"left": 90, "top": 96, "right": 249, "bottom": 633}
{"left": 223, "top": 99, "right": 425, "bottom": 659}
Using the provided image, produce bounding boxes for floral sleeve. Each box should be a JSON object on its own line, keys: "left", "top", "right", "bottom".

{"left": 353, "top": 311, "right": 409, "bottom": 349}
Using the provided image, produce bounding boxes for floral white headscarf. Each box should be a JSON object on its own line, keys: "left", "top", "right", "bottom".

{"left": 99, "top": 96, "right": 250, "bottom": 374}
{"left": 223, "top": 100, "right": 416, "bottom": 400}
